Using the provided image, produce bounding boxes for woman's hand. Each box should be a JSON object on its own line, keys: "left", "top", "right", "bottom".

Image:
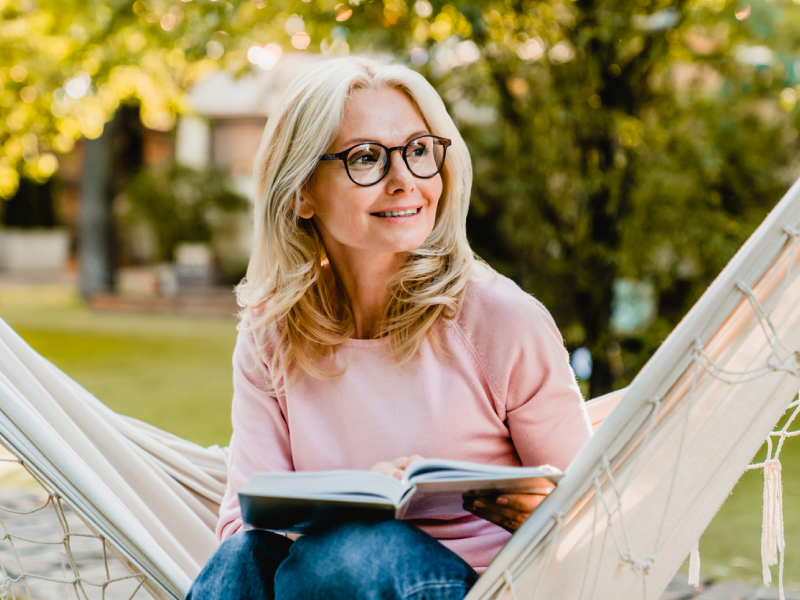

{"left": 463, "top": 465, "right": 559, "bottom": 533}
{"left": 370, "top": 455, "right": 424, "bottom": 480}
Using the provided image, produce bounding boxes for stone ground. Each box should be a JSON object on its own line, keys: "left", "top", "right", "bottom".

{"left": 662, "top": 577, "right": 800, "bottom": 600}
{"left": 0, "top": 489, "right": 150, "bottom": 600}
{"left": 0, "top": 446, "right": 151, "bottom": 600}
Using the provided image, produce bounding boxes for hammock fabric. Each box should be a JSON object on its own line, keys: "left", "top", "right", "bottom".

{"left": 0, "top": 177, "right": 799, "bottom": 600}
{"left": 0, "top": 324, "right": 227, "bottom": 598}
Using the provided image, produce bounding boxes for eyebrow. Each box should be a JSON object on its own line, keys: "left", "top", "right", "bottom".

{"left": 337, "top": 129, "right": 431, "bottom": 152}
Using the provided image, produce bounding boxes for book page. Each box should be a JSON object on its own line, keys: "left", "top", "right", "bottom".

{"left": 402, "top": 458, "right": 563, "bottom": 486}
{"left": 400, "top": 475, "right": 559, "bottom": 520}
{"left": 244, "top": 470, "right": 408, "bottom": 505}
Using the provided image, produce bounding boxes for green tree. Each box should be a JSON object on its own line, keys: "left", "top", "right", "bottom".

{"left": 2, "top": 0, "right": 799, "bottom": 394}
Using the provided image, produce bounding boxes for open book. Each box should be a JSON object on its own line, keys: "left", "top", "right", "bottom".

{"left": 239, "top": 459, "right": 562, "bottom": 533}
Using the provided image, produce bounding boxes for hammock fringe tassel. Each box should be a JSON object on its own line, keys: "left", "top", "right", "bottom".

{"left": 687, "top": 541, "right": 700, "bottom": 588}
{"left": 761, "top": 458, "right": 785, "bottom": 599}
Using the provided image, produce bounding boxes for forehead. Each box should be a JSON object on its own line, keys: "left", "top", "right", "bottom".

{"left": 336, "top": 87, "right": 429, "bottom": 147}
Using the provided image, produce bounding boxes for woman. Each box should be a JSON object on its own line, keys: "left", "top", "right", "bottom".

{"left": 188, "top": 56, "right": 592, "bottom": 600}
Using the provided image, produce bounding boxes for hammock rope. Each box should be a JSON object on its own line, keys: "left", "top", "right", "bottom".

{"left": 604, "top": 227, "right": 799, "bottom": 599}
{"left": 0, "top": 450, "right": 149, "bottom": 600}
{"left": 531, "top": 511, "right": 564, "bottom": 599}
{"left": 498, "top": 219, "right": 800, "bottom": 600}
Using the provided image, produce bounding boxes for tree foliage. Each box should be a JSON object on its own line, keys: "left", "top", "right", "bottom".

{"left": 2, "top": 0, "right": 799, "bottom": 394}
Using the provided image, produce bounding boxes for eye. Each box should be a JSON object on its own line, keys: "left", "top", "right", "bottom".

{"left": 347, "top": 144, "right": 384, "bottom": 167}
{"left": 350, "top": 151, "right": 380, "bottom": 166}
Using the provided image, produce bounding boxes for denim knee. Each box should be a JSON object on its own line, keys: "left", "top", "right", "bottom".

{"left": 187, "top": 530, "right": 293, "bottom": 600}
{"left": 274, "top": 520, "right": 477, "bottom": 600}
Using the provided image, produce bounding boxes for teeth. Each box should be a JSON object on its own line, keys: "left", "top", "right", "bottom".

{"left": 376, "top": 208, "right": 419, "bottom": 217}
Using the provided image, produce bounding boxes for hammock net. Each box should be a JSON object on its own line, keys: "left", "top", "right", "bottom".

{"left": 0, "top": 176, "right": 799, "bottom": 600}
{"left": 0, "top": 443, "right": 148, "bottom": 599}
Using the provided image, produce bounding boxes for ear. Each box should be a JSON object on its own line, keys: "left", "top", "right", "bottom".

{"left": 297, "top": 191, "right": 315, "bottom": 220}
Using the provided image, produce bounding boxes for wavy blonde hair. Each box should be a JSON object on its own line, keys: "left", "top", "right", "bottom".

{"left": 235, "top": 55, "right": 475, "bottom": 392}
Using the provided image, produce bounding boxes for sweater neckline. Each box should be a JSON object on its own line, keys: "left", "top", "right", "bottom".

{"left": 340, "top": 336, "right": 389, "bottom": 348}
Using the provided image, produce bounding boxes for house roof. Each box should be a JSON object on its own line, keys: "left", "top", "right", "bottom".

{"left": 186, "top": 52, "right": 325, "bottom": 119}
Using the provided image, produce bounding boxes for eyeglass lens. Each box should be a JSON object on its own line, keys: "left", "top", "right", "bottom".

{"left": 346, "top": 136, "right": 446, "bottom": 186}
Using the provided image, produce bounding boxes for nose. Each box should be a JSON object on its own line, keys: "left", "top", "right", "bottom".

{"left": 384, "top": 148, "right": 415, "bottom": 193}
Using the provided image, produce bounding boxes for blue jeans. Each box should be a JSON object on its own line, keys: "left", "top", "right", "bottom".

{"left": 186, "top": 520, "right": 479, "bottom": 600}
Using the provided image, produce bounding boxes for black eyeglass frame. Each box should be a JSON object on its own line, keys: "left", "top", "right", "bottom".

{"left": 318, "top": 134, "right": 452, "bottom": 187}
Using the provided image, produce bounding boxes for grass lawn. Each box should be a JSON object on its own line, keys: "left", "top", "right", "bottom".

{"left": 0, "top": 285, "right": 238, "bottom": 448}
{"left": 0, "top": 284, "right": 798, "bottom": 588}
{"left": 690, "top": 435, "right": 800, "bottom": 589}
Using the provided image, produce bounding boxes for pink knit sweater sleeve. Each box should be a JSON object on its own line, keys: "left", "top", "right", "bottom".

{"left": 503, "top": 298, "right": 592, "bottom": 470}
{"left": 216, "top": 317, "right": 294, "bottom": 542}
{"left": 456, "top": 274, "right": 592, "bottom": 471}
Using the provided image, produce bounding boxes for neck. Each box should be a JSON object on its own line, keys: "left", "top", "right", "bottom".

{"left": 324, "top": 247, "right": 405, "bottom": 339}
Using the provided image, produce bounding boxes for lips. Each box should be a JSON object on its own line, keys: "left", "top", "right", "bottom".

{"left": 371, "top": 207, "right": 422, "bottom": 218}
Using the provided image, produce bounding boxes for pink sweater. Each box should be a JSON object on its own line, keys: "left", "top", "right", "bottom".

{"left": 216, "top": 267, "right": 593, "bottom": 573}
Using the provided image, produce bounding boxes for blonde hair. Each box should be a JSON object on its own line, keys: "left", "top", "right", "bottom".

{"left": 236, "top": 55, "right": 475, "bottom": 392}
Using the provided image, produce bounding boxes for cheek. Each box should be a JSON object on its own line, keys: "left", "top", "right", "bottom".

{"left": 314, "top": 185, "right": 379, "bottom": 239}
{"left": 424, "top": 178, "right": 444, "bottom": 218}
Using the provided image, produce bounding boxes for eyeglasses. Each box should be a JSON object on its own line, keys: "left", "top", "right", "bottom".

{"left": 318, "top": 134, "right": 452, "bottom": 187}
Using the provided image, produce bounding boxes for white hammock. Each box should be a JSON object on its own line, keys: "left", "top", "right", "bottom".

{"left": 0, "top": 328, "right": 227, "bottom": 598}
{"left": 467, "top": 176, "right": 800, "bottom": 600}
{"left": 0, "top": 177, "right": 799, "bottom": 599}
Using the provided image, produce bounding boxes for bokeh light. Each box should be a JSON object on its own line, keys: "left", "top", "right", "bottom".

{"left": 160, "top": 14, "right": 177, "bottom": 31}
{"left": 735, "top": 5, "right": 751, "bottom": 20}
{"left": 38, "top": 153, "right": 58, "bottom": 175}
{"left": 517, "top": 38, "right": 545, "bottom": 61}
{"left": 549, "top": 41, "right": 575, "bottom": 64}
{"left": 20, "top": 87, "right": 37, "bottom": 103}
{"left": 206, "top": 41, "right": 224, "bottom": 59}
{"left": 414, "top": 0, "right": 432, "bottom": 18}
{"left": 410, "top": 47, "right": 428, "bottom": 66}
{"left": 65, "top": 73, "right": 91, "bottom": 100}
{"left": 285, "top": 15, "right": 305, "bottom": 35}
{"left": 247, "top": 44, "right": 282, "bottom": 70}
{"left": 335, "top": 4, "right": 352, "bottom": 21}
{"left": 10, "top": 65, "right": 28, "bottom": 82}
{"left": 291, "top": 32, "right": 310, "bottom": 49}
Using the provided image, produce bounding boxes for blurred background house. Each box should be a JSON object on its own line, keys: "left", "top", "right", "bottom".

{"left": 0, "top": 52, "right": 322, "bottom": 313}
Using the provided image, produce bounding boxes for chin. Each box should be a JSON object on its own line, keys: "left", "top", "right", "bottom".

{"left": 383, "top": 232, "right": 434, "bottom": 254}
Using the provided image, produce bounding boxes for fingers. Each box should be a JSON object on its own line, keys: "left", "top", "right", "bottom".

{"left": 463, "top": 498, "right": 530, "bottom": 533}
{"left": 370, "top": 455, "right": 425, "bottom": 480}
{"left": 466, "top": 494, "right": 546, "bottom": 517}
{"left": 538, "top": 464, "right": 561, "bottom": 475}
{"left": 493, "top": 492, "right": 549, "bottom": 512}
{"left": 370, "top": 461, "right": 404, "bottom": 479}
{"left": 390, "top": 455, "right": 425, "bottom": 469}
{"left": 463, "top": 489, "right": 554, "bottom": 533}
{"left": 494, "top": 486, "right": 554, "bottom": 510}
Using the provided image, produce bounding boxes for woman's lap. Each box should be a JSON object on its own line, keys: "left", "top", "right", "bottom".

{"left": 186, "top": 520, "right": 479, "bottom": 600}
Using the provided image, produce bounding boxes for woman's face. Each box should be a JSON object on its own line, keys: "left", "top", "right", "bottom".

{"left": 303, "top": 86, "right": 443, "bottom": 261}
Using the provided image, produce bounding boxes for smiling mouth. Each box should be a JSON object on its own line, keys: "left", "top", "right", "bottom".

{"left": 371, "top": 207, "right": 422, "bottom": 218}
